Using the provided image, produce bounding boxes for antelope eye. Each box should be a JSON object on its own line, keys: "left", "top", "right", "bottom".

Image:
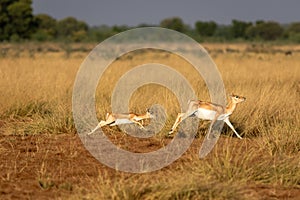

{"left": 235, "top": 95, "right": 239, "bottom": 98}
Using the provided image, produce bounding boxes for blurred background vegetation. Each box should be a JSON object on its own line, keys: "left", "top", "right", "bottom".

{"left": 1, "top": 0, "right": 300, "bottom": 43}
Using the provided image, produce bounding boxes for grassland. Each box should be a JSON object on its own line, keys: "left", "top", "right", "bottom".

{"left": 0, "top": 42, "right": 299, "bottom": 199}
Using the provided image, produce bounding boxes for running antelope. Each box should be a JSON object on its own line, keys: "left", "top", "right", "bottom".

{"left": 87, "top": 109, "right": 154, "bottom": 135}
{"left": 169, "top": 94, "right": 246, "bottom": 139}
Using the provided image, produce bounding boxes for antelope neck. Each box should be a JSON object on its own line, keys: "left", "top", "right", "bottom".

{"left": 226, "top": 100, "right": 237, "bottom": 114}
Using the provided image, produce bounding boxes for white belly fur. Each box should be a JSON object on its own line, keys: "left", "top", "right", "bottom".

{"left": 112, "top": 119, "right": 133, "bottom": 125}
{"left": 194, "top": 108, "right": 227, "bottom": 121}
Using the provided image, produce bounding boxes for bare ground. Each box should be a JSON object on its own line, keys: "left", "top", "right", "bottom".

{"left": 0, "top": 133, "right": 299, "bottom": 199}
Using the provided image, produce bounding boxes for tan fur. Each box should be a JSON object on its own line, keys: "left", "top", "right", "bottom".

{"left": 87, "top": 109, "right": 153, "bottom": 135}
{"left": 169, "top": 94, "right": 246, "bottom": 139}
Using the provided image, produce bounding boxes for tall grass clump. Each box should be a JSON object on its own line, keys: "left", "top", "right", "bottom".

{"left": 0, "top": 52, "right": 80, "bottom": 135}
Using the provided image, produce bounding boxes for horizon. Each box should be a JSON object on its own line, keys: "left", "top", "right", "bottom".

{"left": 32, "top": 0, "right": 300, "bottom": 27}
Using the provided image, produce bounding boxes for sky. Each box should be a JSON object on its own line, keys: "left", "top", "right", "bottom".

{"left": 32, "top": 0, "right": 300, "bottom": 27}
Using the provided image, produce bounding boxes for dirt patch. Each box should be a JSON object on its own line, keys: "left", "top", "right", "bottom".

{"left": 0, "top": 134, "right": 299, "bottom": 199}
{"left": 0, "top": 134, "right": 104, "bottom": 199}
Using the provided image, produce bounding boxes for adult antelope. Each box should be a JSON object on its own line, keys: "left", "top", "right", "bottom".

{"left": 87, "top": 109, "right": 154, "bottom": 135}
{"left": 169, "top": 94, "right": 246, "bottom": 139}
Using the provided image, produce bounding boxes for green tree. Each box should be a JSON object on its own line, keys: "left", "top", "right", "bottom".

{"left": 287, "top": 22, "right": 300, "bottom": 33}
{"left": 195, "top": 21, "right": 217, "bottom": 37}
{"left": 286, "top": 22, "right": 300, "bottom": 43}
{"left": 160, "top": 17, "right": 186, "bottom": 32}
{"left": 87, "top": 25, "right": 113, "bottom": 42}
{"left": 32, "top": 14, "right": 57, "bottom": 41}
{"left": 246, "top": 21, "right": 284, "bottom": 40}
{"left": 214, "top": 25, "right": 233, "bottom": 41}
{"left": 0, "top": 0, "right": 17, "bottom": 40}
{"left": 112, "top": 25, "right": 129, "bottom": 33}
{"left": 56, "top": 17, "right": 88, "bottom": 42}
{"left": 245, "top": 20, "right": 262, "bottom": 40}
{"left": 0, "top": 0, "right": 36, "bottom": 41}
{"left": 231, "top": 19, "right": 252, "bottom": 39}
{"left": 258, "top": 21, "right": 284, "bottom": 40}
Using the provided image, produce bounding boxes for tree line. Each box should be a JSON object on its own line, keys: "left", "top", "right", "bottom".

{"left": 1, "top": 0, "right": 300, "bottom": 43}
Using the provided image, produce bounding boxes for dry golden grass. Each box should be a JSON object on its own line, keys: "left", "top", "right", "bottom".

{"left": 0, "top": 43, "right": 299, "bottom": 199}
